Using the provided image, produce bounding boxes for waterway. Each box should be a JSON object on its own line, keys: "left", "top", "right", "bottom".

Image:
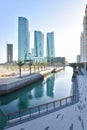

{"left": 0, "top": 66, "right": 73, "bottom": 115}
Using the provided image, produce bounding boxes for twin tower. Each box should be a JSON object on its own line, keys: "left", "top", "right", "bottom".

{"left": 18, "top": 17, "right": 55, "bottom": 61}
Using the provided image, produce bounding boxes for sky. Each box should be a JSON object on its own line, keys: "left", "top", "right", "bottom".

{"left": 0, "top": 0, "right": 87, "bottom": 63}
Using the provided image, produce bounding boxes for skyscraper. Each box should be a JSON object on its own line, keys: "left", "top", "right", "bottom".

{"left": 7, "top": 44, "right": 13, "bottom": 63}
{"left": 34, "top": 31, "right": 44, "bottom": 57}
{"left": 18, "top": 17, "right": 30, "bottom": 61}
{"left": 80, "top": 5, "right": 87, "bottom": 62}
{"left": 80, "top": 32, "right": 85, "bottom": 62}
{"left": 46, "top": 32, "right": 55, "bottom": 59}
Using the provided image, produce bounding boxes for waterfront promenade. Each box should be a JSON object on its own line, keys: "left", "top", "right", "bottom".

{"left": 4, "top": 70, "right": 87, "bottom": 130}
{"left": 0, "top": 66, "right": 63, "bottom": 95}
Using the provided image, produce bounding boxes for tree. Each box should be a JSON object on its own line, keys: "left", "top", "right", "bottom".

{"left": 38, "top": 62, "right": 40, "bottom": 71}
{"left": 16, "top": 61, "right": 24, "bottom": 78}
{"left": 28, "top": 60, "right": 33, "bottom": 74}
{"left": 69, "top": 63, "right": 77, "bottom": 73}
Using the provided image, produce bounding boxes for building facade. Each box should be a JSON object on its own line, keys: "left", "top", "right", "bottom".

{"left": 34, "top": 31, "right": 44, "bottom": 57}
{"left": 7, "top": 44, "right": 13, "bottom": 63}
{"left": 80, "top": 5, "right": 87, "bottom": 62}
{"left": 46, "top": 32, "right": 55, "bottom": 61}
{"left": 18, "top": 17, "right": 30, "bottom": 61}
{"left": 80, "top": 32, "right": 85, "bottom": 62}
{"left": 77, "top": 55, "right": 81, "bottom": 63}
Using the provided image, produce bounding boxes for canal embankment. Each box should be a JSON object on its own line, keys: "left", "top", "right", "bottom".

{"left": 0, "top": 67, "right": 64, "bottom": 95}
{"left": 4, "top": 66, "right": 77, "bottom": 129}
{"left": 4, "top": 73, "right": 87, "bottom": 130}
{"left": 4, "top": 67, "right": 83, "bottom": 130}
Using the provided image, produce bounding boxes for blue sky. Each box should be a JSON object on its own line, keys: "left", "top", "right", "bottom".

{"left": 0, "top": 0, "right": 87, "bottom": 63}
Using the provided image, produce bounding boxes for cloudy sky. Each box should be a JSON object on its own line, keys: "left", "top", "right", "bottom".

{"left": 0, "top": 0, "right": 87, "bottom": 63}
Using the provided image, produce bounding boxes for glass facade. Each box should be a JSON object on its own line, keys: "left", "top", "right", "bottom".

{"left": 18, "top": 17, "right": 30, "bottom": 61}
{"left": 34, "top": 31, "right": 44, "bottom": 57}
{"left": 47, "top": 32, "right": 55, "bottom": 59}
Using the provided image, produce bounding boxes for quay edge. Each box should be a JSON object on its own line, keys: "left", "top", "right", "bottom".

{"left": 0, "top": 67, "right": 64, "bottom": 95}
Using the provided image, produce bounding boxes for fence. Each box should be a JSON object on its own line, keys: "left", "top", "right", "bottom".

{"left": 5, "top": 95, "right": 76, "bottom": 124}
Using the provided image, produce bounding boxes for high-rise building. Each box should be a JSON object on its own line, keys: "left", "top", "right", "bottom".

{"left": 80, "top": 5, "right": 87, "bottom": 62}
{"left": 18, "top": 17, "right": 30, "bottom": 61}
{"left": 34, "top": 31, "right": 44, "bottom": 57}
{"left": 80, "top": 32, "right": 85, "bottom": 62}
{"left": 7, "top": 44, "right": 13, "bottom": 63}
{"left": 77, "top": 55, "right": 81, "bottom": 63}
{"left": 46, "top": 32, "right": 55, "bottom": 60}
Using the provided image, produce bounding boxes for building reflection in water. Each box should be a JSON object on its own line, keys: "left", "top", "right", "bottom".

{"left": 0, "top": 67, "right": 73, "bottom": 115}
{"left": 18, "top": 92, "right": 29, "bottom": 110}
{"left": 34, "top": 82, "right": 44, "bottom": 98}
{"left": 46, "top": 74, "right": 55, "bottom": 97}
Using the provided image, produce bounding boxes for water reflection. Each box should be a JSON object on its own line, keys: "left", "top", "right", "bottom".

{"left": 34, "top": 82, "right": 44, "bottom": 98}
{"left": 0, "top": 67, "right": 73, "bottom": 114}
{"left": 0, "top": 84, "right": 34, "bottom": 105}
{"left": 18, "top": 93, "right": 29, "bottom": 110}
{"left": 46, "top": 74, "right": 55, "bottom": 97}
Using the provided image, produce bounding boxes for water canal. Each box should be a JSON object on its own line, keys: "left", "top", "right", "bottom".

{"left": 0, "top": 66, "right": 73, "bottom": 115}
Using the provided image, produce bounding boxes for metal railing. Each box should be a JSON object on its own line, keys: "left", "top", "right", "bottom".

{"left": 5, "top": 95, "right": 76, "bottom": 124}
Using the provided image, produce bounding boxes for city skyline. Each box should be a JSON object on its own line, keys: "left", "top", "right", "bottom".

{"left": 0, "top": 0, "right": 87, "bottom": 63}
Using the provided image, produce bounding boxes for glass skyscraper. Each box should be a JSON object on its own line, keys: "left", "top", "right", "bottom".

{"left": 34, "top": 31, "right": 44, "bottom": 57}
{"left": 47, "top": 32, "right": 55, "bottom": 58}
{"left": 18, "top": 17, "right": 30, "bottom": 61}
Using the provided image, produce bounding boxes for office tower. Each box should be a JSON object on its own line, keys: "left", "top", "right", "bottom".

{"left": 80, "top": 5, "right": 87, "bottom": 62}
{"left": 46, "top": 32, "right": 55, "bottom": 59}
{"left": 7, "top": 44, "right": 13, "bottom": 63}
{"left": 34, "top": 31, "right": 44, "bottom": 57}
{"left": 18, "top": 17, "right": 30, "bottom": 61}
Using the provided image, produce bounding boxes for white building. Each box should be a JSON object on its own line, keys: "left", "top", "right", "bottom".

{"left": 77, "top": 55, "right": 81, "bottom": 63}
{"left": 80, "top": 5, "right": 87, "bottom": 62}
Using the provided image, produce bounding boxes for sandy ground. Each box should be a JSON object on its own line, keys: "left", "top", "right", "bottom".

{"left": 0, "top": 65, "right": 54, "bottom": 78}
{"left": 0, "top": 66, "right": 16, "bottom": 78}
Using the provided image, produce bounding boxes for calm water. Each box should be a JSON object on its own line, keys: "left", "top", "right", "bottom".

{"left": 0, "top": 66, "right": 73, "bottom": 114}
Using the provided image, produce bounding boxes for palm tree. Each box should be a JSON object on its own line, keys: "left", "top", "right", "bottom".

{"left": 33, "top": 63, "right": 36, "bottom": 72}
{"left": 38, "top": 62, "right": 40, "bottom": 71}
{"left": 69, "top": 63, "right": 77, "bottom": 73}
{"left": 16, "top": 61, "right": 24, "bottom": 78}
{"left": 29, "top": 60, "right": 32, "bottom": 74}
